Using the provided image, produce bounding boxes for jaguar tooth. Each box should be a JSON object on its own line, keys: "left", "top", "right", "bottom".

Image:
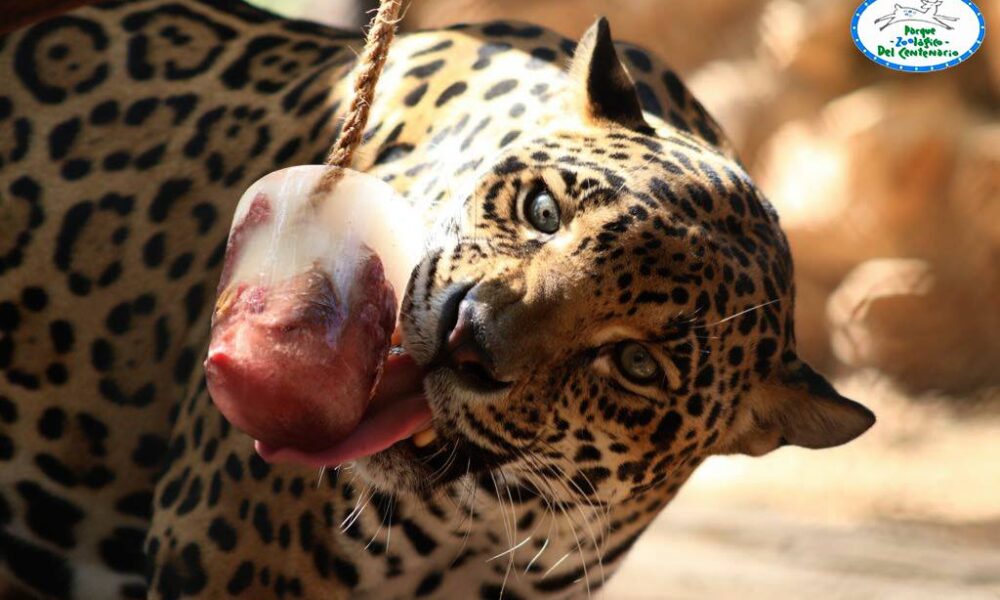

{"left": 412, "top": 427, "right": 438, "bottom": 448}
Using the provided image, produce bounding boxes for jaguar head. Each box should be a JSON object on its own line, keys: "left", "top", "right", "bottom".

{"left": 356, "top": 19, "right": 875, "bottom": 502}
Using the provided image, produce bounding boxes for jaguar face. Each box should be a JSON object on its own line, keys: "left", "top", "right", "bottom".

{"left": 354, "top": 20, "right": 874, "bottom": 502}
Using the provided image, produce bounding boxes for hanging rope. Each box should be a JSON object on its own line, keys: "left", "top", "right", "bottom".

{"left": 312, "top": 0, "right": 403, "bottom": 201}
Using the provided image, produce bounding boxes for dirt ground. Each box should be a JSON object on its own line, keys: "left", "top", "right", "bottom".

{"left": 603, "top": 372, "right": 1000, "bottom": 599}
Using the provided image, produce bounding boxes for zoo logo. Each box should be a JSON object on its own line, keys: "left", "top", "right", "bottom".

{"left": 852, "top": 0, "right": 985, "bottom": 72}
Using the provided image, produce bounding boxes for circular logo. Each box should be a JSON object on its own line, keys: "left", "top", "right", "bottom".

{"left": 852, "top": 0, "right": 986, "bottom": 72}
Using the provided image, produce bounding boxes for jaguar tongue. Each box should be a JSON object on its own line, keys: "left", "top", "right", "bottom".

{"left": 255, "top": 351, "right": 432, "bottom": 467}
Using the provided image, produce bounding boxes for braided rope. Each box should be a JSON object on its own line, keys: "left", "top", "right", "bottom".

{"left": 312, "top": 0, "right": 403, "bottom": 201}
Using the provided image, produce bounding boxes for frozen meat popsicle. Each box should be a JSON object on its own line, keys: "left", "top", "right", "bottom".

{"left": 205, "top": 166, "right": 425, "bottom": 456}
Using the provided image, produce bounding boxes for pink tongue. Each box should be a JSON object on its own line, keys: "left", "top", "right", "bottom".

{"left": 256, "top": 351, "right": 432, "bottom": 467}
{"left": 255, "top": 395, "right": 431, "bottom": 466}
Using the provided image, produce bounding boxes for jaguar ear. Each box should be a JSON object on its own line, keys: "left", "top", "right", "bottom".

{"left": 722, "top": 360, "right": 875, "bottom": 456}
{"left": 569, "top": 17, "right": 651, "bottom": 132}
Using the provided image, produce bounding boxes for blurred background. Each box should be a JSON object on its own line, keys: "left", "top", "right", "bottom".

{"left": 265, "top": 0, "right": 1000, "bottom": 596}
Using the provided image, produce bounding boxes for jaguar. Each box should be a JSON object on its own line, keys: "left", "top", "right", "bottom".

{"left": 0, "top": 0, "right": 875, "bottom": 597}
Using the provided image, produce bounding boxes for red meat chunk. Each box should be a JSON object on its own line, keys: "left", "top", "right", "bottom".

{"left": 206, "top": 240, "right": 396, "bottom": 453}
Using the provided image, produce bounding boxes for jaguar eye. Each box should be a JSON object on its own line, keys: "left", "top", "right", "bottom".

{"left": 614, "top": 342, "right": 661, "bottom": 384}
{"left": 525, "top": 186, "right": 560, "bottom": 234}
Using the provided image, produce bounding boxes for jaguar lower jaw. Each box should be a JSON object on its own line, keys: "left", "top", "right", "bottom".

{"left": 356, "top": 366, "right": 517, "bottom": 493}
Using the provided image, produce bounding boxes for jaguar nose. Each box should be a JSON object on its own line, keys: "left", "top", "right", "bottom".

{"left": 447, "top": 308, "right": 493, "bottom": 372}
{"left": 436, "top": 283, "right": 474, "bottom": 354}
{"left": 445, "top": 303, "right": 512, "bottom": 391}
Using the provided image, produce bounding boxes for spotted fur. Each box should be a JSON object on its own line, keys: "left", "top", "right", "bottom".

{"left": 0, "top": 1, "right": 874, "bottom": 598}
